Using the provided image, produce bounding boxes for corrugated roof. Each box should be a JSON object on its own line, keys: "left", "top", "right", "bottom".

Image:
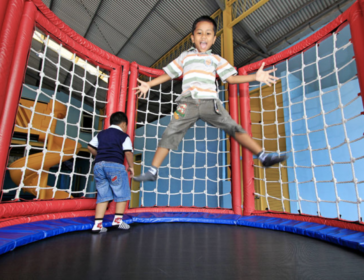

{"left": 38, "top": 0, "right": 356, "bottom": 69}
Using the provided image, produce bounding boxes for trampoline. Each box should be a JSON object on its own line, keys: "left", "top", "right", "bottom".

{"left": 1, "top": 1, "right": 364, "bottom": 279}
{"left": 1, "top": 213, "right": 364, "bottom": 280}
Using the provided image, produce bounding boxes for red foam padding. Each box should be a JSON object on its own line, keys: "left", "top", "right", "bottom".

{"left": 0, "top": 199, "right": 118, "bottom": 228}
{"left": 0, "top": 198, "right": 96, "bottom": 219}
{"left": 126, "top": 207, "right": 235, "bottom": 214}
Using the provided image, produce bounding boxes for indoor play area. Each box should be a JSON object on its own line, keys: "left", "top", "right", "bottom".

{"left": 0, "top": 0, "right": 364, "bottom": 279}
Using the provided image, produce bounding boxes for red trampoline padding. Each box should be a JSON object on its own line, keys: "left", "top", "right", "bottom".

{"left": 126, "top": 207, "right": 234, "bottom": 214}
{"left": 0, "top": 199, "right": 117, "bottom": 228}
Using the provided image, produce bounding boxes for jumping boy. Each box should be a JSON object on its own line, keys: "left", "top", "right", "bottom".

{"left": 88, "top": 112, "right": 134, "bottom": 233}
{"left": 134, "top": 16, "right": 286, "bottom": 182}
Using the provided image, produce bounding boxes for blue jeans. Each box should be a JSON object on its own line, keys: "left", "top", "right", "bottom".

{"left": 94, "top": 161, "right": 131, "bottom": 204}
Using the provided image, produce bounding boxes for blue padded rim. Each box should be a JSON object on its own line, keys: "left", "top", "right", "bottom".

{"left": 0, "top": 212, "right": 364, "bottom": 255}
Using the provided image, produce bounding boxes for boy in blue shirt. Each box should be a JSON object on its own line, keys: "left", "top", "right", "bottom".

{"left": 133, "top": 16, "right": 286, "bottom": 182}
{"left": 88, "top": 112, "right": 134, "bottom": 233}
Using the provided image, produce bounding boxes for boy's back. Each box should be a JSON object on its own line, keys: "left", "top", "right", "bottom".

{"left": 91, "top": 126, "right": 133, "bottom": 165}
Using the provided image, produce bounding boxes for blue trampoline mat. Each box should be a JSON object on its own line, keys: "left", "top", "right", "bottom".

{"left": 1, "top": 212, "right": 364, "bottom": 255}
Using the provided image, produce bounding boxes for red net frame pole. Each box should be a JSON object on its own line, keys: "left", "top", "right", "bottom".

{"left": 228, "top": 83, "right": 242, "bottom": 215}
{"left": 0, "top": 0, "right": 9, "bottom": 29}
{"left": 126, "top": 62, "right": 138, "bottom": 145}
{"left": 104, "top": 67, "right": 122, "bottom": 129}
{"left": 0, "top": 0, "right": 24, "bottom": 119}
{"left": 350, "top": 0, "right": 364, "bottom": 109}
{"left": 0, "top": 1, "right": 36, "bottom": 194}
{"left": 238, "top": 69, "right": 255, "bottom": 216}
{"left": 124, "top": 62, "right": 138, "bottom": 211}
{"left": 118, "top": 63, "right": 130, "bottom": 113}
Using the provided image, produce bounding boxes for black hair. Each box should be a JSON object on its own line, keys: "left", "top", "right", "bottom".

{"left": 192, "top": 16, "right": 217, "bottom": 35}
{"left": 110, "top": 111, "right": 128, "bottom": 126}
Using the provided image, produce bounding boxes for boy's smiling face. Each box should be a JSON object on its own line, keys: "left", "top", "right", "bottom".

{"left": 191, "top": 21, "right": 216, "bottom": 53}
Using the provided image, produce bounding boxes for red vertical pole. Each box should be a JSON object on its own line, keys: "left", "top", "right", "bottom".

{"left": 0, "top": 0, "right": 9, "bottom": 30}
{"left": 0, "top": 1, "right": 36, "bottom": 194}
{"left": 350, "top": 0, "right": 364, "bottom": 109}
{"left": 0, "top": 0, "right": 25, "bottom": 119}
{"left": 126, "top": 62, "right": 138, "bottom": 144}
{"left": 118, "top": 63, "right": 129, "bottom": 113}
{"left": 104, "top": 68, "right": 120, "bottom": 129}
{"left": 238, "top": 68, "right": 255, "bottom": 216}
{"left": 228, "top": 83, "right": 242, "bottom": 215}
{"left": 124, "top": 62, "right": 138, "bottom": 211}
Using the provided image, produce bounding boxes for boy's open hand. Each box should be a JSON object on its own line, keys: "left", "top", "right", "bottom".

{"left": 133, "top": 78, "right": 150, "bottom": 98}
{"left": 256, "top": 62, "right": 279, "bottom": 86}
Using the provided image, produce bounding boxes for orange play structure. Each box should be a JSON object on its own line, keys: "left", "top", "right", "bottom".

{"left": 9, "top": 99, "right": 82, "bottom": 199}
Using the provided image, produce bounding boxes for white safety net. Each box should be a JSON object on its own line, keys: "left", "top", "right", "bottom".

{"left": 132, "top": 78, "right": 232, "bottom": 208}
{"left": 4, "top": 29, "right": 109, "bottom": 201}
{"left": 250, "top": 24, "right": 364, "bottom": 222}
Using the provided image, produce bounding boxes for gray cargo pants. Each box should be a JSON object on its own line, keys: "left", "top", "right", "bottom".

{"left": 158, "top": 97, "right": 246, "bottom": 150}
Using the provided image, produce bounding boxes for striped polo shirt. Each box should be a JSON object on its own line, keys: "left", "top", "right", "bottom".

{"left": 163, "top": 47, "right": 237, "bottom": 99}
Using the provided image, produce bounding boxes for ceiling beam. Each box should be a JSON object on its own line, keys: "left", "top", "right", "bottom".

{"left": 83, "top": 0, "right": 104, "bottom": 38}
{"left": 237, "top": 20, "right": 270, "bottom": 55}
{"left": 49, "top": 0, "right": 54, "bottom": 10}
{"left": 233, "top": 39, "right": 269, "bottom": 58}
{"left": 115, "top": 0, "right": 163, "bottom": 57}
{"left": 214, "top": 0, "right": 225, "bottom": 11}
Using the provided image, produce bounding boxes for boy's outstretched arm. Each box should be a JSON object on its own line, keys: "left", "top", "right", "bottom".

{"left": 133, "top": 73, "right": 172, "bottom": 98}
{"left": 226, "top": 62, "right": 279, "bottom": 86}
{"left": 124, "top": 151, "right": 134, "bottom": 178}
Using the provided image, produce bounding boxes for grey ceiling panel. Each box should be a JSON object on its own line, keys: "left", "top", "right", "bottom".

{"left": 233, "top": 26, "right": 250, "bottom": 44}
{"left": 85, "top": 16, "right": 128, "bottom": 55}
{"left": 124, "top": 12, "right": 183, "bottom": 63}
{"left": 155, "top": 2, "right": 193, "bottom": 36}
{"left": 85, "top": 23, "right": 119, "bottom": 54}
{"left": 98, "top": 0, "right": 151, "bottom": 38}
{"left": 141, "top": 0, "right": 162, "bottom": 8}
{"left": 51, "top": 0, "right": 102, "bottom": 37}
{"left": 234, "top": 42, "right": 257, "bottom": 66}
{"left": 119, "top": 42, "right": 155, "bottom": 66}
{"left": 172, "top": 0, "right": 220, "bottom": 19}
{"left": 154, "top": 0, "right": 219, "bottom": 36}
{"left": 42, "top": 0, "right": 51, "bottom": 8}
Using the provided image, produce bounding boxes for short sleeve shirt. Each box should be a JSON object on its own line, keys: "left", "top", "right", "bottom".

{"left": 163, "top": 47, "right": 237, "bottom": 99}
{"left": 88, "top": 125, "right": 133, "bottom": 164}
